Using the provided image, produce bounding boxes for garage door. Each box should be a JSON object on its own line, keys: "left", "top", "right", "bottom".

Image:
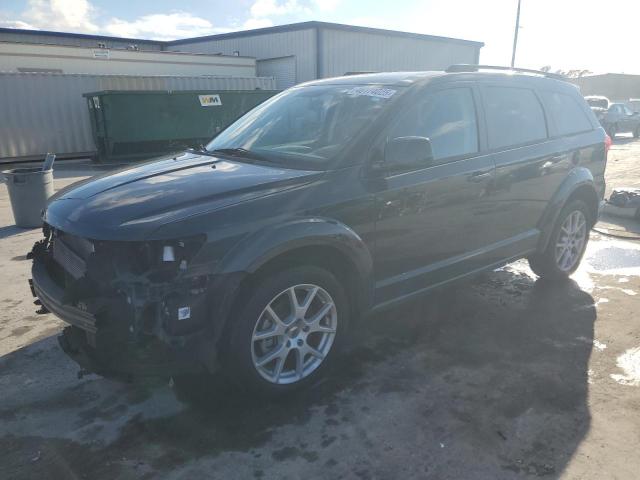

{"left": 257, "top": 56, "right": 296, "bottom": 89}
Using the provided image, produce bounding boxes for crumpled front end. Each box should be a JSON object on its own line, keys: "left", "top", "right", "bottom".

{"left": 28, "top": 224, "right": 223, "bottom": 379}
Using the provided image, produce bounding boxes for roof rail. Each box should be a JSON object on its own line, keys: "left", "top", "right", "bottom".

{"left": 445, "top": 64, "right": 565, "bottom": 80}
{"left": 343, "top": 71, "right": 378, "bottom": 76}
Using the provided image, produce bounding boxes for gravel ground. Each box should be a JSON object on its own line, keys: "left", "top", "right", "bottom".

{"left": 1, "top": 140, "right": 640, "bottom": 480}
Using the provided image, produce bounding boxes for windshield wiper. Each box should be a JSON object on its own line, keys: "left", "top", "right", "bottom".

{"left": 186, "top": 146, "right": 219, "bottom": 157}
{"left": 209, "top": 147, "right": 273, "bottom": 162}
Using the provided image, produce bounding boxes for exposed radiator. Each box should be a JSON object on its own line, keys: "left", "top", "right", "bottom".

{"left": 52, "top": 237, "right": 88, "bottom": 280}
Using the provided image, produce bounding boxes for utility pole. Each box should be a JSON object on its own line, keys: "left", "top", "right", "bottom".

{"left": 511, "top": 0, "right": 521, "bottom": 67}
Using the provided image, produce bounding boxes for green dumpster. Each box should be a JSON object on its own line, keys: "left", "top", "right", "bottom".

{"left": 84, "top": 90, "right": 279, "bottom": 162}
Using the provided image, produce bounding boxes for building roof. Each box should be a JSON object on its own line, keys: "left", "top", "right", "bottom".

{"left": 167, "top": 21, "right": 483, "bottom": 47}
{"left": 0, "top": 26, "right": 162, "bottom": 45}
{"left": 0, "top": 21, "right": 483, "bottom": 49}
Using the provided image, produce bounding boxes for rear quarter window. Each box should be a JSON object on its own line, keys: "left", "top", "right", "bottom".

{"left": 483, "top": 86, "right": 547, "bottom": 149}
{"left": 541, "top": 91, "right": 593, "bottom": 136}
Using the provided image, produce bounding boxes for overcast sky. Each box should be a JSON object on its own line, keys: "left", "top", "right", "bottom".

{"left": 1, "top": 0, "right": 637, "bottom": 74}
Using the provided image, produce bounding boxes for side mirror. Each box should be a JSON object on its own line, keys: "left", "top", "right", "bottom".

{"left": 383, "top": 136, "right": 434, "bottom": 171}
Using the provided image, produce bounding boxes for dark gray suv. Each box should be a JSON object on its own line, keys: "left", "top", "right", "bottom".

{"left": 30, "top": 65, "right": 608, "bottom": 395}
{"left": 600, "top": 102, "right": 640, "bottom": 138}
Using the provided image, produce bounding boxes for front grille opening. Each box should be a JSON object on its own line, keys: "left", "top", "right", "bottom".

{"left": 141, "top": 304, "right": 159, "bottom": 335}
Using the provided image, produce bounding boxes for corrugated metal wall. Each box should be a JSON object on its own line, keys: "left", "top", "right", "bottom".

{"left": 168, "top": 26, "right": 481, "bottom": 87}
{"left": 0, "top": 73, "right": 276, "bottom": 162}
{"left": 319, "top": 28, "right": 480, "bottom": 78}
{"left": 257, "top": 57, "right": 297, "bottom": 89}
{"left": 166, "top": 28, "right": 317, "bottom": 87}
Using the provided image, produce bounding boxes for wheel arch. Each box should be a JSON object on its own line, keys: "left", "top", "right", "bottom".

{"left": 537, "top": 167, "right": 599, "bottom": 252}
{"left": 211, "top": 218, "right": 374, "bottom": 346}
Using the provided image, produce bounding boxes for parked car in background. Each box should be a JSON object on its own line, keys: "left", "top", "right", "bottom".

{"left": 30, "top": 65, "right": 608, "bottom": 395}
{"left": 585, "top": 95, "right": 610, "bottom": 111}
{"left": 600, "top": 102, "right": 640, "bottom": 138}
{"left": 627, "top": 98, "right": 640, "bottom": 114}
{"left": 585, "top": 95, "right": 610, "bottom": 127}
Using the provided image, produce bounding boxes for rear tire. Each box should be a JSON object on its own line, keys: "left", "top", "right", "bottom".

{"left": 607, "top": 125, "right": 617, "bottom": 139}
{"left": 528, "top": 200, "right": 591, "bottom": 280}
{"left": 222, "top": 265, "right": 349, "bottom": 396}
{"left": 634, "top": 126, "right": 640, "bottom": 138}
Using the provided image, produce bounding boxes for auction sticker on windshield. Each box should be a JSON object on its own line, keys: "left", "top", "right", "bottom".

{"left": 345, "top": 87, "right": 396, "bottom": 99}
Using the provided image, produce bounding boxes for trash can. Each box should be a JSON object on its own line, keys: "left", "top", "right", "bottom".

{"left": 2, "top": 167, "right": 54, "bottom": 228}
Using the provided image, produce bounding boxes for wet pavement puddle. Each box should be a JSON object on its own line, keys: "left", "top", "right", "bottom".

{"left": 570, "top": 234, "right": 640, "bottom": 295}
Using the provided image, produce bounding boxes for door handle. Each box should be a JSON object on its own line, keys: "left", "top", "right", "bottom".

{"left": 468, "top": 171, "right": 492, "bottom": 183}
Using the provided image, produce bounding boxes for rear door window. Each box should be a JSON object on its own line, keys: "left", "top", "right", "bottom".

{"left": 388, "top": 87, "right": 478, "bottom": 165}
{"left": 540, "top": 91, "right": 593, "bottom": 136}
{"left": 483, "top": 86, "right": 547, "bottom": 149}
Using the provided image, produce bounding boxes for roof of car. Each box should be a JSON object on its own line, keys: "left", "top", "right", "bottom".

{"left": 298, "top": 70, "right": 573, "bottom": 89}
{"left": 298, "top": 71, "right": 445, "bottom": 87}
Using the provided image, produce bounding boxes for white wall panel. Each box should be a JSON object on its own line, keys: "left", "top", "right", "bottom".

{"left": 257, "top": 57, "right": 296, "bottom": 89}
{"left": 319, "top": 29, "right": 480, "bottom": 79}
{"left": 167, "top": 29, "right": 317, "bottom": 85}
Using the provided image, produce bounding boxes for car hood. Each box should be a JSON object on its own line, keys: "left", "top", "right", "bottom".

{"left": 45, "top": 152, "right": 321, "bottom": 240}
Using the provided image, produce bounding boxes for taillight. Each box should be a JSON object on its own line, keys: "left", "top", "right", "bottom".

{"left": 605, "top": 134, "right": 612, "bottom": 154}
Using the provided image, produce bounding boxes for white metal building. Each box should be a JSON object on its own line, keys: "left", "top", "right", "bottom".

{"left": 167, "top": 22, "right": 484, "bottom": 89}
{"left": 0, "top": 28, "right": 163, "bottom": 51}
{"left": 0, "top": 42, "right": 256, "bottom": 77}
{"left": 0, "top": 22, "right": 483, "bottom": 90}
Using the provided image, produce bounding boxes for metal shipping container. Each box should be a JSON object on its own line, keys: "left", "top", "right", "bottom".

{"left": 0, "top": 73, "right": 276, "bottom": 162}
{"left": 85, "top": 89, "right": 279, "bottom": 162}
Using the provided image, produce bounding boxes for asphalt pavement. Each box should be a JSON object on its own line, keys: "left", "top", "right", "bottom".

{"left": 1, "top": 140, "right": 639, "bottom": 479}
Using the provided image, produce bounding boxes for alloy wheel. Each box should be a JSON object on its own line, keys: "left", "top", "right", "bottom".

{"left": 555, "top": 210, "right": 587, "bottom": 272}
{"left": 251, "top": 284, "right": 337, "bottom": 385}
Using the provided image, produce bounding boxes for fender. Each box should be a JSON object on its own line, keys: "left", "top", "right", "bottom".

{"left": 214, "top": 216, "right": 374, "bottom": 317}
{"left": 537, "top": 166, "right": 598, "bottom": 252}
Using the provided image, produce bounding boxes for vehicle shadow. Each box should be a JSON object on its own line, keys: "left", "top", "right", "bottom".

{"left": 0, "top": 265, "right": 595, "bottom": 479}
{"left": 0, "top": 224, "right": 38, "bottom": 239}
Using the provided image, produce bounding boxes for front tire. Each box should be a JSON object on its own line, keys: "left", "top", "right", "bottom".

{"left": 222, "top": 265, "right": 348, "bottom": 396}
{"left": 607, "top": 125, "right": 617, "bottom": 139}
{"left": 528, "top": 200, "right": 591, "bottom": 280}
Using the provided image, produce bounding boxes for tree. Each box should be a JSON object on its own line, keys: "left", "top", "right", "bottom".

{"left": 540, "top": 66, "right": 592, "bottom": 78}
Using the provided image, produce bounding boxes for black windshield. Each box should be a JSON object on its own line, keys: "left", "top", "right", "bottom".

{"left": 206, "top": 84, "right": 402, "bottom": 167}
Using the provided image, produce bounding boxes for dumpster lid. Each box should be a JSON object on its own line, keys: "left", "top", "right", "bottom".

{"left": 82, "top": 89, "right": 279, "bottom": 97}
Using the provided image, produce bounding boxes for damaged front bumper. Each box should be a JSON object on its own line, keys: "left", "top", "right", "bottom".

{"left": 28, "top": 227, "right": 230, "bottom": 379}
